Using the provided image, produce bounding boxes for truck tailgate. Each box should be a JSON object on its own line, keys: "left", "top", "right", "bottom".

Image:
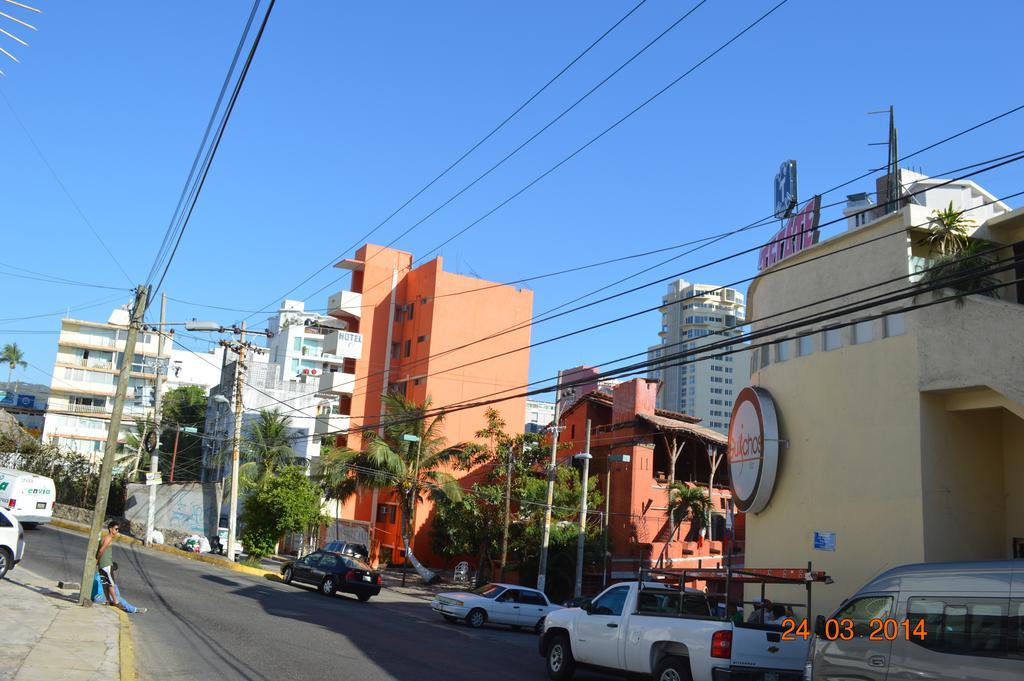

{"left": 730, "top": 624, "right": 808, "bottom": 674}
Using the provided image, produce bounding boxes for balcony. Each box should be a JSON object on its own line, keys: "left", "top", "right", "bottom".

{"left": 319, "top": 371, "right": 356, "bottom": 395}
{"left": 327, "top": 290, "right": 362, "bottom": 320}
{"left": 58, "top": 403, "right": 113, "bottom": 416}
{"left": 324, "top": 330, "right": 363, "bottom": 359}
{"left": 59, "top": 331, "right": 119, "bottom": 350}
{"left": 314, "top": 413, "right": 350, "bottom": 435}
{"left": 56, "top": 355, "right": 114, "bottom": 370}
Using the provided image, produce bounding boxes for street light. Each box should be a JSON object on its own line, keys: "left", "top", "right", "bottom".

{"left": 573, "top": 435, "right": 592, "bottom": 599}
{"left": 401, "top": 433, "right": 421, "bottom": 587}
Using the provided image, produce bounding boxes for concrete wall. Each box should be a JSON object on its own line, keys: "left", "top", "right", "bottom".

{"left": 745, "top": 330, "right": 926, "bottom": 618}
{"left": 123, "top": 482, "right": 221, "bottom": 539}
{"left": 1004, "top": 413, "right": 1024, "bottom": 553}
{"left": 919, "top": 398, "right": 1007, "bottom": 562}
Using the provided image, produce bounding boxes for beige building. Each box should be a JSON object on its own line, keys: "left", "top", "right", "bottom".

{"left": 736, "top": 176, "right": 1024, "bottom": 618}
{"left": 42, "top": 307, "right": 171, "bottom": 460}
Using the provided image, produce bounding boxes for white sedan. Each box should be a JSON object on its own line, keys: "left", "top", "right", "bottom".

{"left": 432, "top": 582, "right": 562, "bottom": 632}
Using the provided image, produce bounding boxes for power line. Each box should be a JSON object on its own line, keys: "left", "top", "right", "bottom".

{"left": 245, "top": 0, "right": 655, "bottom": 317}
{"left": 0, "top": 262, "right": 125, "bottom": 290}
{"left": 148, "top": 0, "right": 277, "bottom": 303}
{"left": 0, "top": 294, "right": 127, "bottom": 325}
{"left": 239, "top": 153, "right": 1024, "bottom": 411}
{"left": 0, "top": 89, "right": 133, "bottom": 284}
{"left": 144, "top": 0, "right": 263, "bottom": 288}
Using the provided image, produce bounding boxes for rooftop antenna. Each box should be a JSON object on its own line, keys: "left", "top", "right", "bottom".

{"left": 868, "top": 106, "right": 900, "bottom": 214}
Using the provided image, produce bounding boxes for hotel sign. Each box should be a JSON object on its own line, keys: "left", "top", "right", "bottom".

{"left": 727, "top": 386, "right": 780, "bottom": 514}
{"left": 758, "top": 195, "right": 822, "bottom": 271}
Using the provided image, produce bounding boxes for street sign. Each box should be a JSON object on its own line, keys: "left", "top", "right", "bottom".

{"left": 813, "top": 530, "right": 836, "bottom": 552}
{"left": 180, "top": 426, "right": 198, "bottom": 434}
{"left": 608, "top": 454, "right": 631, "bottom": 463}
{"left": 145, "top": 472, "right": 162, "bottom": 486}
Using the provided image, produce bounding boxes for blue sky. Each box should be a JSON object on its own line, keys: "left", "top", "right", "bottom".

{"left": 2, "top": 0, "right": 1022, "bottom": 404}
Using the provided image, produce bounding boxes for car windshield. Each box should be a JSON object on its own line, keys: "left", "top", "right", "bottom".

{"left": 471, "top": 584, "right": 504, "bottom": 599}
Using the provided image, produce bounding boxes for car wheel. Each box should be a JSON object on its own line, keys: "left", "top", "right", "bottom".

{"left": 320, "top": 576, "right": 336, "bottom": 596}
{"left": 465, "top": 608, "right": 487, "bottom": 628}
{"left": 0, "top": 547, "right": 11, "bottom": 580}
{"left": 357, "top": 592, "right": 371, "bottom": 603}
{"left": 442, "top": 615, "right": 458, "bottom": 623}
{"left": 534, "top": 618, "right": 545, "bottom": 635}
{"left": 546, "top": 633, "right": 575, "bottom": 681}
{"left": 653, "top": 656, "right": 693, "bottom": 681}
{"left": 282, "top": 567, "right": 293, "bottom": 585}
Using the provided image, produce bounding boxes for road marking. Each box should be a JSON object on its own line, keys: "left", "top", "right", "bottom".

{"left": 117, "top": 608, "right": 136, "bottom": 681}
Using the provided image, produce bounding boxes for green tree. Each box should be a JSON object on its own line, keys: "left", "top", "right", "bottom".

{"left": 315, "top": 445, "right": 361, "bottom": 541}
{"left": 1, "top": 343, "right": 27, "bottom": 392}
{"left": 240, "top": 466, "right": 326, "bottom": 558}
{"left": 240, "top": 409, "right": 298, "bottom": 490}
{"left": 159, "top": 385, "right": 207, "bottom": 481}
{"left": 351, "top": 392, "right": 472, "bottom": 583}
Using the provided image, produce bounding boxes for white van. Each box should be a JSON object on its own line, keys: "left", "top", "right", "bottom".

{"left": 806, "top": 560, "right": 1023, "bottom": 680}
{"left": 0, "top": 467, "right": 56, "bottom": 527}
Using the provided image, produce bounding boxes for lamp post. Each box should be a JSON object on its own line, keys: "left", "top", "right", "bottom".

{"left": 401, "top": 433, "right": 421, "bottom": 587}
{"left": 573, "top": 419, "right": 592, "bottom": 599}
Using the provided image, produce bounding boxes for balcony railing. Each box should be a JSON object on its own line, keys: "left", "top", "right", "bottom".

{"left": 314, "top": 413, "right": 350, "bottom": 434}
{"left": 59, "top": 403, "right": 113, "bottom": 415}
{"left": 319, "top": 372, "right": 356, "bottom": 395}
{"left": 57, "top": 356, "right": 114, "bottom": 370}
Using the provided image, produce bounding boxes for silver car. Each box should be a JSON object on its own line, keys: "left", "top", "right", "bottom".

{"left": 806, "top": 560, "right": 1023, "bottom": 680}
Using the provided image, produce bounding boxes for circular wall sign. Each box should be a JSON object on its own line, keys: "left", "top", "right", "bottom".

{"left": 727, "top": 386, "right": 779, "bottom": 514}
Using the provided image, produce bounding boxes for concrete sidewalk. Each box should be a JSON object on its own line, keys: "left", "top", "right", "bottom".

{"left": 0, "top": 567, "right": 126, "bottom": 681}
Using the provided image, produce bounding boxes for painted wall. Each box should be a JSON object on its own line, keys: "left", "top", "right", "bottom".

{"left": 124, "top": 482, "right": 222, "bottom": 537}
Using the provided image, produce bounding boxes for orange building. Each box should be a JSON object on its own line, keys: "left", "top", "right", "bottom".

{"left": 556, "top": 378, "right": 741, "bottom": 586}
{"left": 326, "top": 244, "right": 533, "bottom": 565}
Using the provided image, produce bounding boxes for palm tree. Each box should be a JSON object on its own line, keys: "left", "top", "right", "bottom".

{"left": 355, "top": 392, "right": 469, "bottom": 583}
{"left": 239, "top": 409, "right": 297, "bottom": 489}
{"left": 918, "top": 201, "right": 973, "bottom": 257}
{"left": 1, "top": 343, "right": 28, "bottom": 392}
{"left": 668, "top": 483, "right": 715, "bottom": 540}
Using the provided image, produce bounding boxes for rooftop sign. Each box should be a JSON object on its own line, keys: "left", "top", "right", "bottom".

{"left": 758, "top": 195, "right": 821, "bottom": 271}
{"left": 774, "top": 160, "right": 798, "bottom": 219}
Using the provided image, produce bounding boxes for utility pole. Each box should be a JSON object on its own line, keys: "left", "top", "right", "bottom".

{"left": 573, "top": 420, "right": 592, "bottom": 599}
{"left": 499, "top": 440, "right": 520, "bottom": 579}
{"left": 145, "top": 293, "right": 168, "bottom": 546}
{"left": 537, "top": 371, "right": 563, "bottom": 593}
{"left": 78, "top": 285, "right": 148, "bottom": 605}
{"left": 225, "top": 321, "right": 247, "bottom": 563}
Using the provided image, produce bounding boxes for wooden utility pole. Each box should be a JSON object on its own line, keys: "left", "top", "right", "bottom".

{"left": 499, "top": 440, "right": 520, "bottom": 578}
{"left": 145, "top": 292, "right": 168, "bottom": 545}
{"left": 226, "top": 321, "right": 247, "bottom": 563}
{"left": 78, "top": 285, "right": 148, "bottom": 605}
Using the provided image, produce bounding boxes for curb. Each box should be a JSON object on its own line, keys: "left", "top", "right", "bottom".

{"left": 116, "top": 608, "right": 135, "bottom": 681}
{"left": 48, "top": 518, "right": 279, "bottom": 579}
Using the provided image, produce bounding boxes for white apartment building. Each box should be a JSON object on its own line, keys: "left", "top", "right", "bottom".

{"left": 166, "top": 346, "right": 225, "bottom": 395}
{"left": 42, "top": 307, "right": 171, "bottom": 458}
{"left": 201, "top": 298, "right": 365, "bottom": 478}
{"left": 525, "top": 399, "right": 556, "bottom": 434}
{"left": 646, "top": 280, "right": 749, "bottom": 433}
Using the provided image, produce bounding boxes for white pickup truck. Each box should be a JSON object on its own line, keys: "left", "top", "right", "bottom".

{"left": 539, "top": 581, "right": 808, "bottom": 681}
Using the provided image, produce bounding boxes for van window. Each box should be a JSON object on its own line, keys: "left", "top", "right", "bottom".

{"left": 1012, "top": 600, "right": 1024, "bottom": 658}
{"left": 907, "top": 597, "right": 1008, "bottom": 658}
{"left": 833, "top": 595, "right": 893, "bottom": 636}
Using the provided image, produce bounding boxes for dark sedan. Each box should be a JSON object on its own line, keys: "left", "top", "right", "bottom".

{"left": 281, "top": 550, "right": 382, "bottom": 602}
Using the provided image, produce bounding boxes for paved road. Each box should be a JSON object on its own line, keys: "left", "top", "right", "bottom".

{"left": 20, "top": 524, "right": 604, "bottom": 681}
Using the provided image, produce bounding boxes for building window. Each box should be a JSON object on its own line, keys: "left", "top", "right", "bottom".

{"left": 823, "top": 328, "right": 842, "bottom": 351}
{"left": 797, "top": 335, "right": 813, "bottom": 357}
{"left": 884, "top": 312, "right": 906, "bottom": 338}
{"left": 404, "top": 339, "right": 411, "bottom": 357}
{"left": 391, "top": 342, "right": 400, "bottom": 360}
{"left": 377, "top": 504, "right": 397, "bottom": 524}
{"left": 407, "top": 303, "right": 414, "bottom": 320}
{"left": 759, "top": 346, "right": 770, "bottom": 369}
{"left": 852, "top": 320, "right": 874, "bottom": 345}
{"left": 775, "top": 341, "right": 790, "bottom": 363}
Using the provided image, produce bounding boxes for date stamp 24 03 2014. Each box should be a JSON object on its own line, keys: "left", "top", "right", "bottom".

{"left": 781, "top": 618, "right": 928, "bottom": 642}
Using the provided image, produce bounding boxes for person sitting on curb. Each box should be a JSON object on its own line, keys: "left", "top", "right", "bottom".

{"left": 90, "top": 562, "right": 146, "bottom": 614}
